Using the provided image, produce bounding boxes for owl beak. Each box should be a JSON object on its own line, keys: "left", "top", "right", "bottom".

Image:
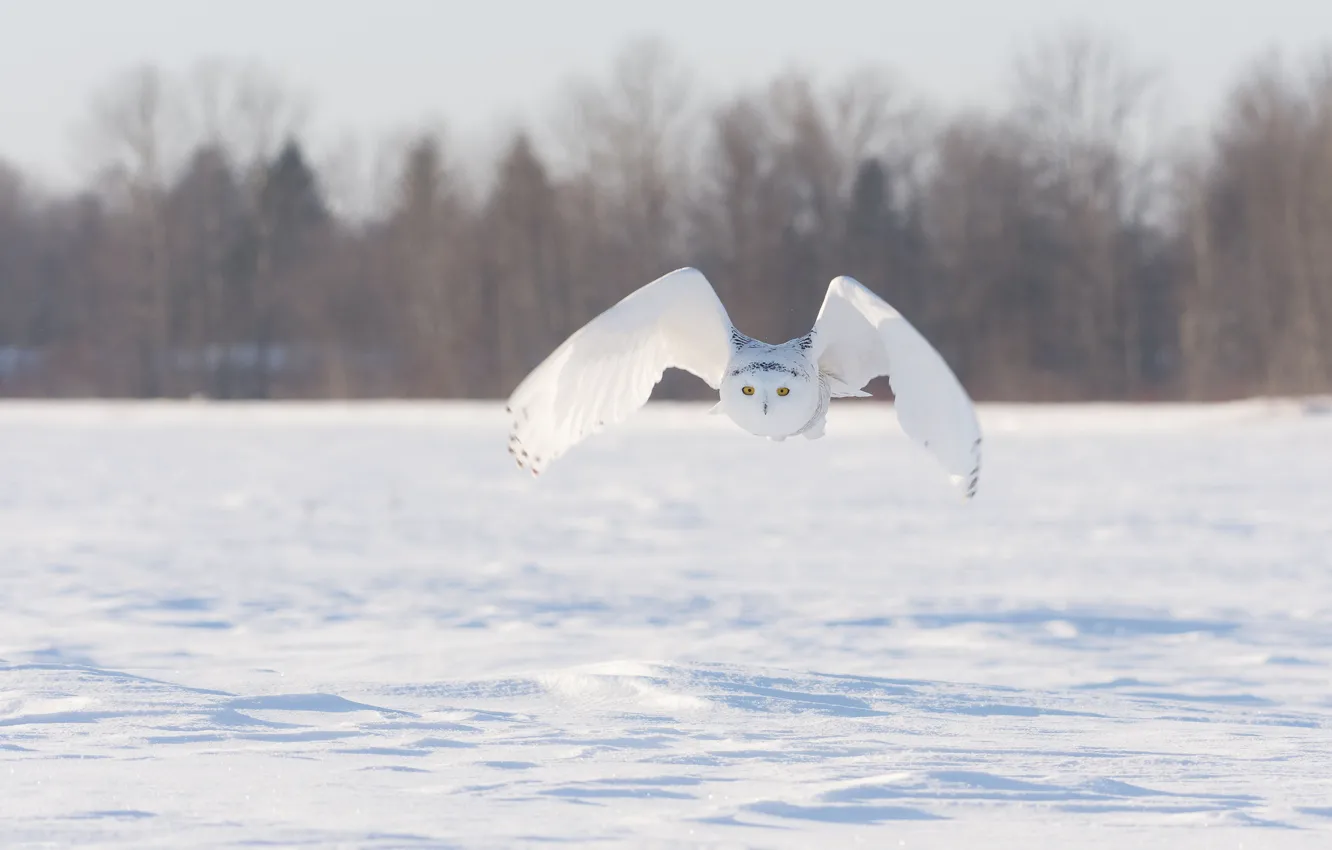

{"left": 762, "top": 401, "right": 768, "bottom": 415}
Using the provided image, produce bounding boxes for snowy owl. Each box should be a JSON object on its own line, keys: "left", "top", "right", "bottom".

{"left": 506, "top": 268, "right": 982, "bottom": 498}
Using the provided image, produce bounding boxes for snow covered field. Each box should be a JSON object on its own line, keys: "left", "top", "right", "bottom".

{"left": 2, "top": 399, "right": 1331, "bottom": 848}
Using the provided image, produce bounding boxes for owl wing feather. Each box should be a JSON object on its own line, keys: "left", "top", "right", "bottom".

{"left": 811, "top": 276, "right": 982, "bottom": 498}
{"left": 506, "top": 267, "right": 734, "bottom": 475}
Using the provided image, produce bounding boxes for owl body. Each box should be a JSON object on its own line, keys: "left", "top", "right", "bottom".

{"left": 714, "top": 333, "right": 830, "bottom": 442}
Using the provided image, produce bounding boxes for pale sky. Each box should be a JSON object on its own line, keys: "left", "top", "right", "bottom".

{"left": 1, "top": 0, "right": 1328, "bottom": 191}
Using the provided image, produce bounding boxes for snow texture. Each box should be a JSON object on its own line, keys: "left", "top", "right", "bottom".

{"left": 2, "top": 399, "right": 1331, "bottom": 848}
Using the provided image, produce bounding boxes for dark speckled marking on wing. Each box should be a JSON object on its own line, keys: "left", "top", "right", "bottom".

{"left": 507, "top": 404, "right": 544, "bottom": 477}
{"left": 963, "top": 436, "right": 982, "bottom": 499}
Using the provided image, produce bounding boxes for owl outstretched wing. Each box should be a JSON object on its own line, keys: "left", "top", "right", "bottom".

{"left": 506, "top": 267, "right": 734, "bottom": 475}
{"left": 811, "top": 276, "right": 982, "bottom": 498}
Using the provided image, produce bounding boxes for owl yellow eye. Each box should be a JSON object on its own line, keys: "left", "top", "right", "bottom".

{"left": 742, "top": 386, "right": 755, "bottom": 396}
{"left": 776, "top": 387, "right": 790, "bottom": 396}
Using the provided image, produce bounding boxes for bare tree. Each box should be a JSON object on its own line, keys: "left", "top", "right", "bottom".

{"left": 0, "top": 162, "right": 39, "bottom": 385}
{"left": 166, "top": 145, "right": 245, "bottom": 396}
{"left": 483, "top": 132, "right": 568, "bottom": 394}
{"left": 81, "top": 65, "right": 187, "bottom": 396}
{"left": 1010, "top": 29, "right": 1168, "bottom": 397}
{"left": 1177, "top": 51, "right": 1332, "bottom": 397}
{"left": 552, "top": 38, "right": 696, "bottom": 301}
{"left": 694, "top": 95, "right": 786, "bottom": 339}
{"left": 381, "top": 132, "right": 480, "bottom": 395}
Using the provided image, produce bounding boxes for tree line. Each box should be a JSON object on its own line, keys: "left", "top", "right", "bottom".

{"left": 1, "top": 34, "right": 1330, "bottom": 401}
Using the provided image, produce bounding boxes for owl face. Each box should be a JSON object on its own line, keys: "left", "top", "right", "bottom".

{"left": 720, "top": 361, "right": 818, "bottom": 437}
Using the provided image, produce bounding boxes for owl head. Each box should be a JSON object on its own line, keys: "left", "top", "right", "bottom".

{"left": 717, "top": 357, "right": 819, "bottom": 437}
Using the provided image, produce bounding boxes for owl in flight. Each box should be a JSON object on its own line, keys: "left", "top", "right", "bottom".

{"left": 506, "top": 268, "right": 981, "bottom": 498}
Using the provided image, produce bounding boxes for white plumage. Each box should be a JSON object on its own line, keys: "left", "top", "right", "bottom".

{"left": 506, "top": 267, "right": 982, "bottom": 498}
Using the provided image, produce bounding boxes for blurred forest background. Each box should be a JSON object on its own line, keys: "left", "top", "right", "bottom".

{"left": 1, "top": 33, "right": 1330, "bottom": 401}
